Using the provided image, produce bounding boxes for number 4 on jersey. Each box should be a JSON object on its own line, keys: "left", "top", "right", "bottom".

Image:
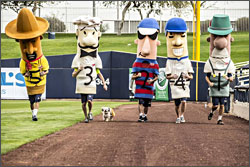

{"left": 174, "top": 72, "right": 185, "bottom": 90}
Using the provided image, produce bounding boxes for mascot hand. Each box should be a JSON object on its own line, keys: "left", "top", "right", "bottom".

{"left": 147, "top": 79, "right": 154, "bottom": 84}
{"left": 79, "top": 63, "right": 84, "bottom": 70}
{"left": 223, "top": 75, "right": 229, "bottom": 80}
{"left": 182, "top": 73, "right": 190, "bottom": 80}
{"left": 103, "top": 84, "right": 108, "bottom": 91}
{"left": 24, "top": 72, "right": 30, "bottom": 77}
{"left": 137, "top": 72, "right": 141, "bottom": 78}
{"left": 172, "top": 74, "right": 178, "bottom": 79}
{"left": 209, "top": 82, "right": 214, "bottom": 87}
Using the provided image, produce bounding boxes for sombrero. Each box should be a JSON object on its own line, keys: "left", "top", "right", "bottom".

{"left": 5, "top": 8, "right": 49, "bottom": 40}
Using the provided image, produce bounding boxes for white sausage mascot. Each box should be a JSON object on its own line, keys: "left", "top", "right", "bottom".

{"left": 204, "top": 14, "right": 235, "bottom": 125}
{"left": 165, "top": 18, "right": 194, "bottom": 124}
{"left": 71, "top": 16, "right": 107, "bottom": 123}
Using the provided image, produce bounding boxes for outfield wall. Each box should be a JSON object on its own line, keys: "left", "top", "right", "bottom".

{"left": 1, "top": 51, "right": 208, "bottom": 101}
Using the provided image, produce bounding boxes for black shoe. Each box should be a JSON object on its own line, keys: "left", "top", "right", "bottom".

{"left": 208, "top": 112, "right": 213, "bottom": 120}
{"left": 217, "top": 120, "right": 224, "bottom": 125}
{"left": 32, "top": 115, "right": 38, "bottom": 121}
{"left": 138, "top": 116, "right": 143, "bottom": 122}
{"left": 143, "top": 116, "right": 148, "bottom": 122}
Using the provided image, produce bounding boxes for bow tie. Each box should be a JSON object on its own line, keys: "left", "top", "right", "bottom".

{"left": 80, "top": 49, "right": 97, "bottom": 58}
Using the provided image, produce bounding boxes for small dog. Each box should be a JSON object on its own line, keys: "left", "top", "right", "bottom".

{"left": 101, "top": 107, "right": 115, "bottom": 122}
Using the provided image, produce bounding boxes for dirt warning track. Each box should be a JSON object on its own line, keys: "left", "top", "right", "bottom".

{"left": 1, "top": 102, "right": 249, "bottom": 166}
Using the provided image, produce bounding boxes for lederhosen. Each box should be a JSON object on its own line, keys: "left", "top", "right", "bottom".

{"left": 208, "top": 59, "right": 231, "bottom": 97}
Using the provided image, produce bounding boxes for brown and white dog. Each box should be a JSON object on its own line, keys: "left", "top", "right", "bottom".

{"left": 101, "top": 107, "right": 115, "bottom": 121}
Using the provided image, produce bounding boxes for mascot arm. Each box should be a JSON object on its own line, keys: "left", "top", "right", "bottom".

{"left": 95, "top": 55, "right": 103, "bottom": 69}
{"left": 165, "top": 60, "right": 172, "bottom": 75}
{"left": 19, "top": 59, "right": 26, "bottom": 75}
{"left": 205, "top": 73, "right": 214, "bottom": 87}
{"left": 41, "top": 57, "right": 49, "bottom": 71}
{"left": 72, "top": 68, "right": 81, "bottom": 78}
{"left": 40, "top": 57, "right": 49, "bottom": 76}
{"left": 188, "top": 60, "right": 194, "bottom": 73}
{"left": 204, "top": 60, "right": 212, "bottom": 73}
{"left": 97, "top": 68, "right": 107, "bottom": 91}
{"left": 148, "top": 74, "right": 158, "bottom": 84}
{"left": 227, "top": 61, "right": 236, "bottom": 74}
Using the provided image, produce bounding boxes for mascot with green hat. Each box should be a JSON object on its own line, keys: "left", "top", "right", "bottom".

{"left": 204, "top": 14, "right": 235, "bottom": 125}
{"left": 5, "top": 8, "right": 49, "bottom": 121}
{"left": 165, "top": 18, "right": 194, "bottom": 124}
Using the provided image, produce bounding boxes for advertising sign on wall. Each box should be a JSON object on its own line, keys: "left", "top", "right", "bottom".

{"left": 155, "top": 68, "right": 169, "bottom": 101}
{"left": 1, "top": 68, "right": 46, "bottom": 99}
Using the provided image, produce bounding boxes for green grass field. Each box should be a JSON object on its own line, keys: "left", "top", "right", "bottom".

{"left": 1, "top": 100, "right": 135, "bottom": 154}
{"left": 1, "top": 32, "right": 249, "bottom": 63}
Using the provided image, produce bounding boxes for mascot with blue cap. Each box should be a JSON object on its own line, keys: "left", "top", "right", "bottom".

{"left": 165, "top": 18, "right": 194, "bottom": 124}
{"left": 204, "top": 14, "right": 235, "bottom": 125}
{"left": 131, "top": 18, "right": 160, "bottom": 122}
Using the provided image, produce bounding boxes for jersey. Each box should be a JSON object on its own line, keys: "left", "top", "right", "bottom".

{"left": 204, "top": 57, "right": 235, "bottom": 97}
{"left": 132, "top": 58, "right": 159, "bottom": 99}
{"left": 165, "top": 56, "right": 194, "bottom": 99}
{"left": 20, "top": 56, "right": 49, "bottom": 87}
{"left": 71, "top": 54, "right": 102, "bottom": 94}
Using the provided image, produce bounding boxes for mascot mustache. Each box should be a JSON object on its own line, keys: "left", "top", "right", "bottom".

{"left": 78, "top": 43, "right": 99, "bottom": 50}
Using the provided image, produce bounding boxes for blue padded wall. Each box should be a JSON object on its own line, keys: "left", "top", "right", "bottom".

{"left": 1, "top": 51, "right": 208, "bottom": 101}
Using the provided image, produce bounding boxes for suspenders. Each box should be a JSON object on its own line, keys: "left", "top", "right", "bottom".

{"left": 208, "top": 59, "right": 231, "bottom": 91}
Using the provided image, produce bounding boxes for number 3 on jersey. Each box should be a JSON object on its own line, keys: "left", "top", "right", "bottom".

{"left": 84, "top": 66, "right": 93, "bottom": 85}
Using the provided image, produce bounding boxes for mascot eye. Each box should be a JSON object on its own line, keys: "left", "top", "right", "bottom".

{"left": 181, "top": 34, "right": 185, "bottom": 37}
{"left": 169, "top": 35, "right": 174, "bottom": 38}
{"left": 92, "top": 32, "right": 95, "bottom": 35}
{"left": 148, "top": 32, "right": 158, "bottom": 40}
{"left": 138, "top": 31, "right": 146, "bottom": 40}
{"left": 84, "top": 31, "right": 87, "bottom": 35}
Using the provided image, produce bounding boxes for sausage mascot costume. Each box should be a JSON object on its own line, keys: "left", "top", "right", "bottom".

{"left": 5, "top": 8, "right": 49, "bottom": 121}
{"left": 131, "top": 18, "right": 160, "bottom": 122}
{"left": 165, "top": 18, "right": 194, "bottom": 124}
{"left": 71, "top": 16, "right": 107, "bottom": 123}
{"left": 204, "top": 14, "right": 235, "bottom": 125}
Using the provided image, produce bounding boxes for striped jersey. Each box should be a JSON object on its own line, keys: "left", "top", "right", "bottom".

{"left": 132, "top": 58, "right": 159, "bottom": 99}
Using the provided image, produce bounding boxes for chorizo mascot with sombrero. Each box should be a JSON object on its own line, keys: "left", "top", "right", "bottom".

{"left": 131, "top": 18, "right": 160, "bottom": 122}
{"left": 5, "top": 8, "right": 49, "bottom": 121}
{"left": 204, "top": 14, "right": 235, "bottom": 125}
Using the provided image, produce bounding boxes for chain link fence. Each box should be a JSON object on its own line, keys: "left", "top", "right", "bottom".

{"left": 1, "top": 6, "right": 249, "bottom": 33}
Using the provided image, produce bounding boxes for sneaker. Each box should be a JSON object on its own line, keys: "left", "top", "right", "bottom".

{"left": 32, "top": 115, "right": 38, "bottom": 121}
{"left": 176, "top": 118, "right": 181, "bottom": 124}
{"left": 143, "top": 116, "right": 148, "bottom": 122}
{"left": 217, "top": 120, "right": 224, "bottom": 125}
{"left": 138, "top": 116, "right": 143, "bottom": 122}
{"left": 208, "top": 112, "right": 213, "bottom": 120}
{"left": 84, "top": 118, "right": 89, "bottom": 123}
{"left": 88, "top": 112, "right": 93, "bottom": 120}
{"left": 180, "top": 116, "right": 185, "bottom": 123}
